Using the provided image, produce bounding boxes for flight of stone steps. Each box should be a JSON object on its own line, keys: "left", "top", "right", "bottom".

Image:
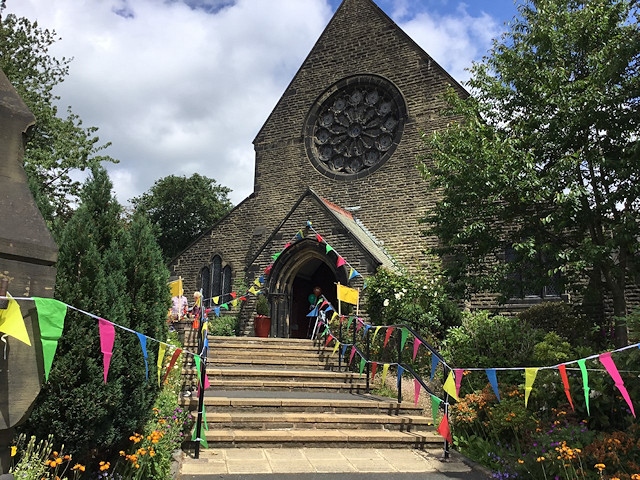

{"left": 180, "top": 334, "right": 441, "bottom": 449}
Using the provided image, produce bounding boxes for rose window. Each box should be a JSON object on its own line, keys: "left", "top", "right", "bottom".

{"left": 305, "top": 76, "right": 406, "bottom": 179}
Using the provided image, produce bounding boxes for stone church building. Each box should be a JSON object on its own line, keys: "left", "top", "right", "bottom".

{"left": 170, "top": 0, "right": 469, "bottom": 337}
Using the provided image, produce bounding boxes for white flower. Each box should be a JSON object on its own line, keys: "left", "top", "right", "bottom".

{"left": 394, "top": 292, "right": 402, "bottom": 300}
{"left": 383, "top": 299, "right": 389, "bottom": 307}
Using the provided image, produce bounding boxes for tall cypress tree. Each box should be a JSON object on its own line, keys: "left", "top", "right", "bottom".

{"left": 22, "top": 167, "right": 170, "bottom": 467}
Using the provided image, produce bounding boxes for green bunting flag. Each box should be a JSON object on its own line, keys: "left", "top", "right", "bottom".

{"left": 33, "top": 297, "right": 67, "bottom": 382}
{"left": 577, "top": 359, "right": 590, "bottom": 415}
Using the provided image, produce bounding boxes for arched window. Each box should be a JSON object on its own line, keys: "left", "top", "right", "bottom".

{"left": 200, "top": 267, "right": 211, "bottom": 308}
{"left": 211, "top": 255, "right": 222, "bottom": 299}
{"left": 222, "top": 265, "right": 232, "bottom": 298}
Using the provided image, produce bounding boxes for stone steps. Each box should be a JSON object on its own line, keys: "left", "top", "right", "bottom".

{"left": 183, "top": 335, "right": 439, "bottom": 450}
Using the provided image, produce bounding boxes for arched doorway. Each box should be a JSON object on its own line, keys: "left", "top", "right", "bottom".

{"left": 267, "top": 238, "right": 347, "bottom": 338}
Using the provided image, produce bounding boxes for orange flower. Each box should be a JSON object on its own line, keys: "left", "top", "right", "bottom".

{"left": 594, "top": 463, "right": 605, "bottom": 472}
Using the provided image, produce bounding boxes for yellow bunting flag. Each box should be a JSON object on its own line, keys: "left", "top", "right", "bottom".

{"left": 524, "top": 368, "right": 539, "bottom": 407}
{"left": 372, "top": 326, "right": 382, "bottom": 344}
{"left": 248, "top": 286, "right": 258, "bottom": 295}
{"left": 157, "top": 343, "right": 167, "bottom": 385}
{"left": 168, "top": 278, "right": 183, "bottom": 297}
{"left": 0, "top": 295, "right": 31, "bottom": 346}
{"left": 337, "top": 284, "right": 359, "bottom": 305}
{"left": 332, "top": 341, "right": 341, "bottom": 355}
{"left": 443, "top": 371, "right": 459, "bottom": 401}
{"left": 212, "top": 296, "right": 220, "bottom": 305}
{"left": 381, "top": 363, "right": 390, "bottom": 386}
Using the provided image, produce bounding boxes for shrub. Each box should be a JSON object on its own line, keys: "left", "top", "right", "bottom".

{"left": 518, "top": 302, "right": 600, "bottom": 348}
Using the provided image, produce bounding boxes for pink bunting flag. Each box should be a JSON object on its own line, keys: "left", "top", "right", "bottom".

{"left": 599, "top": 352, "right": 636, "bottom": 417}
{"left": 558, "top": 364, "right": 575, "bottom": 411}
{"left": 414, "top": 379, "right": 421, "bottom": 406}
{"left": 412, "top": 338, "right": 422, "bottom": 361}
{"left": 383, "top": 327, "right": 394, "bottom": 347}
{"left": 454, "top": 369, "right": 464, "bottom": 399}
{"left": 349, "top": 345, "right": 357, "bottom": 364}
{"left": 336, "top": 256, "right": 346, "bottom": 268}
{"left": 437, "top": 414, "right": 453, "bottom": 444}
{"left": 98, "top": 318, "right": 116, "bottom": 384}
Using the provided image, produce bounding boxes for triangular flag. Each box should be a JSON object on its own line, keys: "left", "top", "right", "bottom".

{"left": 414, "top": 379, "right": 421, "bottom": 406}
{"left": 371, "top": 362, "right": 378, "bottom": 381}
{"left": 430, "top": 353, "right": 439, "bottom": 381}
{"left": 0, "top": 294, "right": 31, "bottom": 346}
{"left": 213, "top": 307, "right": 221, "bottom": 317}
{"left": 157, "top": 343, "right": 167, "bottom": 385}
{"left": 33, "top": 297, "right": 67, "bottom": 380}
{"left": 332, "top": 341, "right": 341, "bottom": 355}
{"left": 324, "top": 334, "right": 333, "bottom": 347}
{"left": 340, "top": 344, "right": 348, "bottom": 359}
{"left": 396, "top": 365, "right": 404, "bottom": 391}
{"left": 524, "top": 368, "right": 538, "bottom": 407}
{"left": 577, "top": 359, "right": 590, "bottom": 415}
{"left": 194, "top": 355, "right": 210, "bottom": 390}
{"left": 383, "top": 327, "right": 394, "bottom": 347}
{"left": 437, "top": 414, "right": 453, "bottom": 444}
{"left": 254, "top": 278, "right": 262, "bottom": 287}
{"left": 558, "top": 364, "right": 574, "bottom": 411}
{"left": 349, "top": 346, "right": 357, "bottom": 364}
{"left": 443, "top": 371, "right": 459, "bottom": 401}
{"left": 336, "top": 256, "right": 347, "bottom": 268}
{"left": 221, "top": 303, "right": 230, "bottom": 311}
{"left": 454, "top": 368, "right": 464, "bottom": 398}
{"left": 381, "top": 363, "right": 390, "bottom": 386}
{"left": 599, "top": 352, "right": 635, "bottom": 417}
{"left": 272, "top": 252, "right": 281, "bottom": 261}
{"left": 359, "top": 357, "right": 366, "bottom": 375}
{"left": 486, "top": 369, "right": 500, "bottom": 401}
{"left": 212, "top": 296, "right": 220, "bottom": 305}
{"left": 264, "top": 264, "right": 272, "bottom": 275}
{"left": 431, "top": 395, "right": 442, "bottom": 424}
{"left": 307, "top": 306, "right": 318, "bottom": 317}
{"left": 316, "top": 233, "right": 324, "bottom": 243}
{"left": 283, "top": 242, "right": 291, "bottom": 250}
{"left": 349, "top": 268, "right": 360, "bottom": 280}
{"left": 136, "top": 333, "right": 149, "bottom": 380}
{"left": 345, "top": 316, "right": 353, "bottom": 331}
{"left": 400, "top": 328, "right": 409, "bottom": 351}
{"left": 230, "top": 299, "right": 238, "bottom": 308}
{"left": 230, "top": 292, "right": 237, "bottom": 299}
{"left": 372, "top": 326, "right": 382, "bottom": 344}
{"left": 248, "top": 286, "right": 258, "bottom": 295}
{"left": 325, "top": 244, "right": 334, "bottom": 254}
{"left": 412, "top": 338, "right": 422, "bottom": 360}
{"left": 162, "top": 348, "right": 183, "bottom": 385}
{"left": 98, "top": 318, "right": 115, "bottom": 384}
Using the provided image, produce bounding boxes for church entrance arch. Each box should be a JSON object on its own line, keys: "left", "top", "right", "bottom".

{"left": 267, "top": 238, "right": 347, "bottom": 338}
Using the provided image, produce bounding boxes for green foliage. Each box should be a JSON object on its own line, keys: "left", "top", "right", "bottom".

{"left": 19, "top": 167, "right": 170, "bottom": 469}
{"left": 0, "top": 3, "right": 117, "bottom": 229}
{"left": 210, "top": 314, "right": 238, "bottom": 336}
{"left": 255, "top": 294, "right": 270, "bottom": 316}
{"left": 420, "top": 0, "right": 640, "bottom": 346}
{"left": 519, "top": 302, "right": 601, "bottom": 349}
{"left": 364, "top": 267, "right": 461, "bottom": 343}
{"left": 131, "top": 173, "right": 233, "bottom": 260}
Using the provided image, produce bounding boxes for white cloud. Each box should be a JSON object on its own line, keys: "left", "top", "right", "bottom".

{"left": 5, "top": 0, "right": 503, "bottom": 206}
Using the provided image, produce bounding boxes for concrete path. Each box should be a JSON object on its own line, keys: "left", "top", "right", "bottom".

{"left": 178, "top": 447, "right": 490, "bottom": 479}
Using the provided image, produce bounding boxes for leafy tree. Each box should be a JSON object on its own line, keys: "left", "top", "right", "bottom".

{"left": 0, "top": 1, "right": 116, "bottom": 229}
{"left": 132, "top": 173, "right": 233, "bottom": 260}
{"left": 22, "top": 167, "right": 169, "bottom": 468}
{"left": 420, "top": 0, "right": 640, "bottom": 346}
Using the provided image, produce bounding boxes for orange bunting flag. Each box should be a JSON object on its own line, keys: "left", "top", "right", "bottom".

{"left": 437, "top": 414, "right": 453, "bottom": 444}
{"left": 558, "top": 364, "right": 575, "bottom": 411}
{"left": 383, "top": 327, "right": 394, "bottom": 347}
{"left": 325, "top": 334, "right": 333, "bottom": 347}
{"left": 162, "top": 348, "right": 183, "bottom": 384}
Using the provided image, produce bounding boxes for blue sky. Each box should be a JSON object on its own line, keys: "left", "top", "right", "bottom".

{"left": 5, "top": 0, "right": 520, "bottom": 206}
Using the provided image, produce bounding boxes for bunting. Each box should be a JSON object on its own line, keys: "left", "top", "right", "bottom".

{"left": 0, "top": 294, "right": 31, "bottom": 346}
{"left": 137, "top": 333, "right": 149, "bottom": 380}
{"left": 33, "top": 297, "right": 67, "bottom": 381}
{"left": 486, "top": 369, "right": 500, "bottom": 401}
{"left": 98, "top": 318, "right": 116, "bottom": 384}
{"left": 558, "top": 364, "right": 574, "bottom": 411}
{"left": 524, "top": 368, "right": 538, "bottom": 407}
{"left": 157, "top": 343, "right": 167, "bottom": 385}
{"left": 599, "top": 352, "right": 635, "bottom": 417}
{"left": 383, "top": 327, "right": 394, "bottom": 347}
{"left": 578, "top": 359, "right": 591, "bottom": 415}
{"left": 414, "top": 379, "right": 421, "bottom": 406}
{"left": 412, "top": 338, "right": 422, "bottom": 361}
{"left": 437, "top": 414, "right": 453, "bottom": 444}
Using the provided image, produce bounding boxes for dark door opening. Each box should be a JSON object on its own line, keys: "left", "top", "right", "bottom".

{"left": 289, "top": 261, "right": 337, "bottom": 338}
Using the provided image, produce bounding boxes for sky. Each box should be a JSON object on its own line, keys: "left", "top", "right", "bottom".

{"left": 4, "top": 0, "right": 519, "bottom": 207}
